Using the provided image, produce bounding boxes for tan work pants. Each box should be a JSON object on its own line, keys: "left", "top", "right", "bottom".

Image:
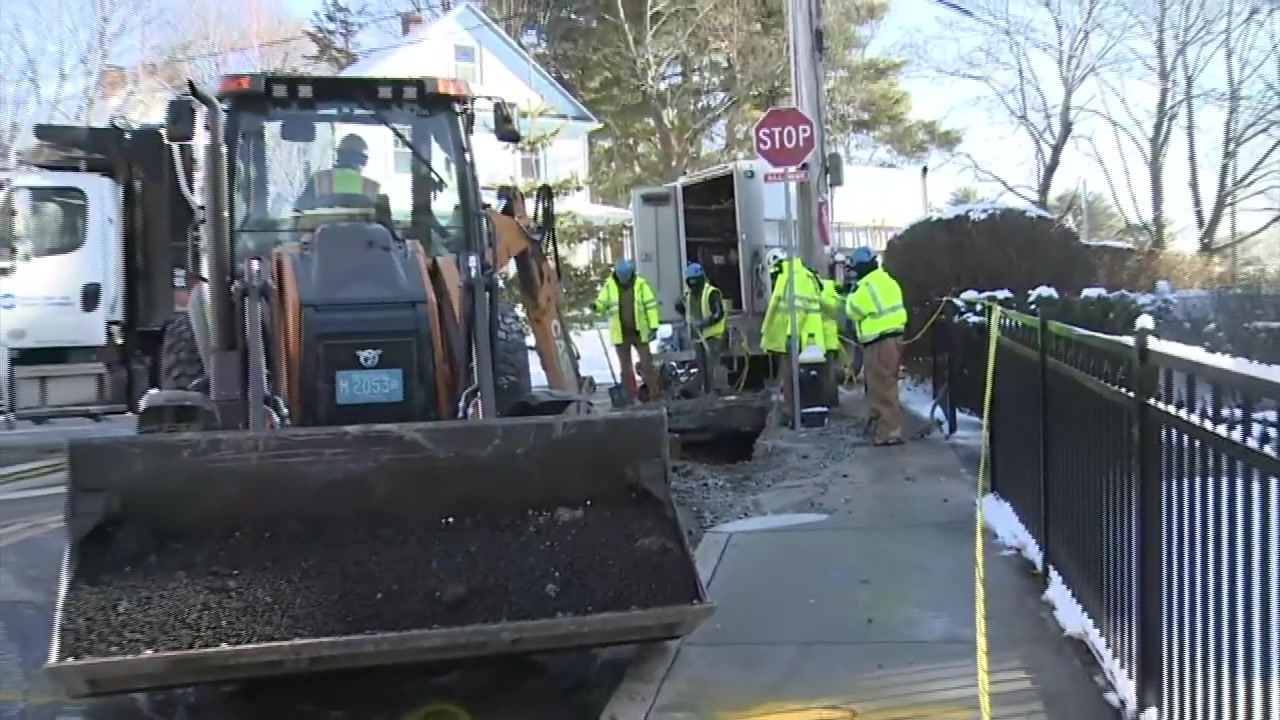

{"left": 865, "top": 337, "right": 904, "bottom": 443}
{"left": 616, "top": 342, "right": 659, "bottom": 402}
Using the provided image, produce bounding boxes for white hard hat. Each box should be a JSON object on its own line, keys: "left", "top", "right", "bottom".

{"left": 764, "top": 248, "right": 787, "bottom": 269}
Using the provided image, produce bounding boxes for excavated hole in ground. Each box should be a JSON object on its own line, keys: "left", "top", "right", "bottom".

{"left": 674, "top": 429, "right": 762, "bottom": 464}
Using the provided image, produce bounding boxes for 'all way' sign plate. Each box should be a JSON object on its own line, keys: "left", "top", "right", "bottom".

{"left": 764, "top": 168, "right": 811, "bottom": 183}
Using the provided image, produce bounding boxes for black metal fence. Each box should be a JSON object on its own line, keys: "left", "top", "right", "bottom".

{"left": 934, "top": 308, "right": 1279, "bottom": 720}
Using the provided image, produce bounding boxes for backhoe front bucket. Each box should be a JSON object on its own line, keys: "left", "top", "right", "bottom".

{"left": 46, "top": 410, "right": 711, "bottom": 698}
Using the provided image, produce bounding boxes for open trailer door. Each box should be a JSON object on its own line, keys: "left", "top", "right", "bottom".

{"left": 630, "top": 185, "right": 685, "bottom": 324}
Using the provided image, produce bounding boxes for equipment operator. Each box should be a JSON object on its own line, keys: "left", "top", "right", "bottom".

{"left": 296, "top": 134, "right": 380, "bottom": 210}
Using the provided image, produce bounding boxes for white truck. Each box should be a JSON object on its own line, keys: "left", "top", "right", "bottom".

{"left": 1, "top": 124, "right": 191, "bottom": 423}
{"left": 630, "top": 159, "right": 840, "bottom": 389}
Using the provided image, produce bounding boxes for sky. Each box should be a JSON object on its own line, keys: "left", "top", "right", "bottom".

{"left": 876, "top": 0, "right": 1280, "bottom": 249}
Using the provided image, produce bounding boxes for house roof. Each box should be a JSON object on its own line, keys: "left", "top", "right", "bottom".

{"left": 343, "top": 3, "right": 597, "bottom": 124}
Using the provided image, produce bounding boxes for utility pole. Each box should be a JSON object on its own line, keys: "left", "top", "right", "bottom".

{"left": 787, "top": 0, "right": 829, "bottom": 273}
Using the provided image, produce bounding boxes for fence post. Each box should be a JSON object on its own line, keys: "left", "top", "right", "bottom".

{"left": 1036, "top": 310, "right": 1051, "bottom": 583}
{"left": 933, "top": 313, "right": 958, "bottom": 436}
{"left": 942, "top": 308, "right": 962, "bottom": 430}
{"left": 1132, "top": 322, "right": 1163, "bottom": 712}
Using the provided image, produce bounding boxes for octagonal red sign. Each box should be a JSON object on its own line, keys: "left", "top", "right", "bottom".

{"left": 753, "top": 106, "right": 815, "bottom": 168}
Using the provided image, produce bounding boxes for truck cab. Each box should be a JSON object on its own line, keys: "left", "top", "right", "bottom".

{"left": 631, "top": 159, "right": 798, "bottom": 388}
{"left": 0, "top": 125, "right": 191, "bottom": 422}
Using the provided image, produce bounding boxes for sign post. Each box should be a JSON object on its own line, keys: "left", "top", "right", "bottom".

{"left": 754, "top": 106, "right": 817, "bottom": 430}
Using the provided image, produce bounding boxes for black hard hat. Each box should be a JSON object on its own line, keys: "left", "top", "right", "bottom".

{"left": 337, "top": 134, "right": 368, "bottom": 155}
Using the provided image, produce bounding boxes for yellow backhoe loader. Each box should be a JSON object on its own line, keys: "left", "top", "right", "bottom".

{"left": 44, "top": 73, "right": 710, "bottom": 699}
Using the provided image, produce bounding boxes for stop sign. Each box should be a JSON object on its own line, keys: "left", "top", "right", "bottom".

{"left": 754, "top": 106, "right": 815, "bottom": 168}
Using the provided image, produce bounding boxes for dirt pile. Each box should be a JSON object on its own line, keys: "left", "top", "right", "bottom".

{"left": 59, "top": 500, "right": 699, "bottom": 660}
{"left": 669, "top": 410, "right": 862, "bottom": 544}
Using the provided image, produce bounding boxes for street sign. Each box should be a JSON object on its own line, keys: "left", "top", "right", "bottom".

{"left": 754, "top": 106, "right": 816, "bottom": 169}
{"left": 764, "top": 168, "right": 811, "bottom": 183}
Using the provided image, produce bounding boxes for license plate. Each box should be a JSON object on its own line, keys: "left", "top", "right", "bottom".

{"left": 335, "top": 368, "right": 405, "bottom": 405}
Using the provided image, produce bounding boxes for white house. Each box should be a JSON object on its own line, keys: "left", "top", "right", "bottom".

{"left": 343, "top": 6, "right": 625, "bottom": 220}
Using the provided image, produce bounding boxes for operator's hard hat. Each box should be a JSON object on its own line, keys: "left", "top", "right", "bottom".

{"left": 684, "top": 262, "right": 705, "bottom": 279}
{"left": 614, "top": 258, "right": 636, "bottom": 278}
{"left": 337, "top": 134, "right": 368, "bottom": 154}
{"left": 849, "top": 246, "right": 877, "bottom": 265}
{"left": 764, "top": 248, "right": 787, "bottom": 269}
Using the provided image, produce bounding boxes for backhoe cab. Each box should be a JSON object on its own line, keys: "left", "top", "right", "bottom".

{"left": 149, "top": 73, "right": 527, "bottom": 429}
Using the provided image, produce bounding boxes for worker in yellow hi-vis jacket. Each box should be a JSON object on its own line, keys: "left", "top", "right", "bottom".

{"left": 593, "top": 259, "right": 661, "bottom": 403}
{"left": 843, "top": 247, "right": 908, "bottom": 446}
{"left": 761, "top": 248, "right": 825, "bottom": 417}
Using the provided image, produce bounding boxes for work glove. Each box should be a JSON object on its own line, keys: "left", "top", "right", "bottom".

{"left": 674, "top": 300, "right": 686, "bottom": 315}
{"left": 698, "top": 319, "right": 713, "bottom": 330}
{"left": 647, "top": 330, "right": 658, "bottom": 343}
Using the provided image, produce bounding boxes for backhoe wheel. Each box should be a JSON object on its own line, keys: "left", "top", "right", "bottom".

{"left": 494, "top": 303, "right": 533, "bottom": 416}
{"left": 160, "top": 311, "right": 205, "bottom": 392}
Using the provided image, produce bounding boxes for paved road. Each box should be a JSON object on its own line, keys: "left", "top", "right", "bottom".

{"left": 0, "top": 416, "right": 134, "bottom": 466}
{"left": 0, "top": 489, "right": 632, "bottom": 720}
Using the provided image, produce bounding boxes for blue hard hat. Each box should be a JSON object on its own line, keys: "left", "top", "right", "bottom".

{"left": 614, "top": 259, "right": 635, "bottom": 278}
{"left": 849, "top": 246, "right": 877, "bottom": 265}
{"left": 684, "top": 262, "right": 705, "bottom": 279}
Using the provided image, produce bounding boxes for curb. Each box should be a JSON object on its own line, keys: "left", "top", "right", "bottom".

{"left": 0, "top": 458, "right": 64, "bottom": 486}
{"left": 599, "top": 530, "right": 732, "bottom": 720}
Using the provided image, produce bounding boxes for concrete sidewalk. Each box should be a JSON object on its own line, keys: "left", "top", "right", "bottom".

{"left": 604, "top": 401, "right": 1116, "bottom": 720}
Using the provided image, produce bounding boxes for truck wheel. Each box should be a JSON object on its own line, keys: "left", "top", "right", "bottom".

{"left": 160, "top": 311, "right": 205, "bottom": 392}
{"left": 493, "top": 303, "right": 532, "bottom": 416}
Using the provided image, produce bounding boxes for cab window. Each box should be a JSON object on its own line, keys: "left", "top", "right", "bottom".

{"left": 0, "top": 186, "right": 88, "bottom": 259}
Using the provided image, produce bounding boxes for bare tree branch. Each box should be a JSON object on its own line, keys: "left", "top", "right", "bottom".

{"left": 914, "top": 0, "right": 1126, "bottom": 206}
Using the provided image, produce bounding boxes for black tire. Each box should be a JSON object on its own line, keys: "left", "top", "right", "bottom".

{"left": 493, "top": 303, "right": 532, "bottom": 415}
{"left": 160, "top": 311, "right": 205, "bottom": 391}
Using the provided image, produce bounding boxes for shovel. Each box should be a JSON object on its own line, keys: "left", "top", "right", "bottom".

{"left": 596, "top": 323, "right": 628, "bottom": 409}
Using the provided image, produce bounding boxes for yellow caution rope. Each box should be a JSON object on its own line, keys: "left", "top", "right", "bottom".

{"left": 973, "top": 303, "right": 1001, "bottom": 720}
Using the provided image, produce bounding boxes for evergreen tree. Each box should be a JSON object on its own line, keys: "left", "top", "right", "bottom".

{"left": 947, "top": 186, "right": 984, "bottom": 206}
{"left": 305, "top": 0, "right": 371, "bottom": 72}
{"left": 501, "top": 101, "right": 614, "bottom": 328}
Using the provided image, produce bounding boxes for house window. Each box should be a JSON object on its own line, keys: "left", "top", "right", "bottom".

{"left": 454, "top": 45, "right": 479, "bottom": 83}
{"left": 394, "top": 126, "right": 412, "bottom": 174}
{"left": 519, "top": 150, "right": 541, "bottom": 180}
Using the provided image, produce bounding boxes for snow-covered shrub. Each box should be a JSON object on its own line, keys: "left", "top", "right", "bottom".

{"left": 884, "top": 202, "right": 1097, "bottom": 347}
{"left": 950, "top": 285, "right": 1177, "bottom": 336}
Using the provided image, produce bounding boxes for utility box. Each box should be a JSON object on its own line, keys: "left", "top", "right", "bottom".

{"left": 630, "top": 160, "right": 811, "bottom": 388}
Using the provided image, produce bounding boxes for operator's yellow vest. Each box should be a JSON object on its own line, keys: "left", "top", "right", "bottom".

{"left": 312, "top": 168, "right": 380, "bottom": 198}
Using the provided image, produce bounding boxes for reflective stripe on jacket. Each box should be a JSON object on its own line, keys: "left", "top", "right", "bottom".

{"left": 683, "top": 282, "right": 727, "bottom": 340}
{"left": 761, "top": 258, "right": 824, "bottom": 354}
{"left": 844, "top": 267, "right": 907, "bottom": 345}
{"left": 312, "top": 168, "right": 380, "bottom": 198}
{"left": 595, "top": 276, "right": 659, "bottom": 345}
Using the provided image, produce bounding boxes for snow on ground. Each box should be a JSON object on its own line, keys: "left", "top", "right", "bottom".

{"left": 526, "top": 324, "right": 671, "bottom": 387}
{"left": 900, "top": 381, "right": 983, "bottom": 444}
